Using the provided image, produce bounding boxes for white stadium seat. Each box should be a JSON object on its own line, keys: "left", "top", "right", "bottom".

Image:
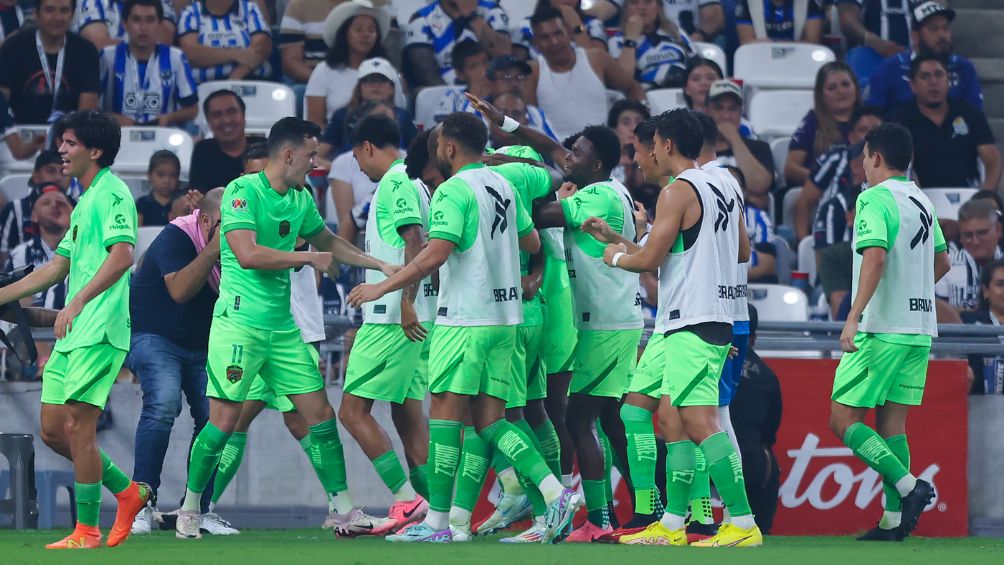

{"left": 747, "top": 283, "right": 809, "bottom": 322}
{"left": 693, "top": 41, "right": 727, "bottom": 76}
{"left": 782, "top": 186, "right": 802, "bottom": 229}
{"left": 414, "top": 85, "right": 461, "bottom": 130}
{"left": 118, "top": 174, "right": 151, "bottom": 199}
{"left": 749, "top": 90, "right": 814, "bottom": 140}
{"left": 646, "top": 88, "right": 686, "bottom": 114}
{"left": 0, "top": 125, "right": 50, "bottom": 174}
{"left": 797, "top": 235, "right": 817, "bottom": 285}
{"left": 0, "top": 174, "right": 32, "bottom": 202}
{"left": 392, "top": 0, "right": 428, "bottom": 22}
{"left": 134, "top": 225, "right": 164, "bottom": 265}
{"left": 733, "top": 43, "right": 835, "bottom": 90}
{"left": 500, "top": 0, "right": 534, "bottom": 24}
{"left": 923, "top": 187, "right": 979, "bottom": 221}
{"left": 197, "top": 81, "right": 296, "bottom": 137}
{"left": 770, "top": 137, "right": 790, "bottom": 180}
{"left": 772, "top": 235, "right": 793, "bottom": 285}
{"left": 115, "top": 127, "right": 194, "bottom": 177}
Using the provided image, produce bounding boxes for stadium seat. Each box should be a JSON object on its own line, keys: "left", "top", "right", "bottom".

{"left": 693, "top": 41, "right": 728, "bottom": 76}
{"left": 196, "top": 81, "right": 296, "bottom": 137}
{"left": 414, "top": 85, "right": 461, "bottom": 130}
{"left": 781, "top": 187, "right": 802, "bottom": 229}
{"left": 797, "top": 235, "right": 817, "bottom": 285}
{"left": 0, "top": 125, "right": 49, "bottom": 174}
{"left": 772, "top": 234, "right": 793, "bottom": 285}
{"left": 770, "top": 137, "right": 790, "bottom": 180}
{"left": 606, "top": 89, "right": 626, "bottom": 110}
{"left": 749, "top": 90, "right": 814, "bottom": 140}
{"left": 646, "top": 88, "right": 686, "bottom": 114}
{"left": 134, "top": 225, "right": 164, "bottom": 265}
{"left": 747, "top": 283, "right": 809, "bottom": 322}
{"left": 0, "top": 174, "right": 32, "bottom": 202}
{"left": 391, "top": 0, "right": 428, "bottom": 22}
{"left": 500, "top": 0, "right": 534, "bottom": 24}
{"left": 733, "top": 43, "right": 835, "bottom": 91}
{"left": 924, "top": 187, "right": 979, "bottom": 221}
{"left": 118, "top": 174, "right": 151, "bottom": 199}
{"left": 115, "top": 127, "right": 194, "bottom": 177}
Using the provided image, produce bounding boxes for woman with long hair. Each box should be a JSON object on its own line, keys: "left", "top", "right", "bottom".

{"left": 784, "top": 61, "right": 860, "bottom": 186}
{"left": 682, "top": 57, "right": 724, "bottom": 113}
{"left": 609, "top": 0, "right": 694, "bottom": 89}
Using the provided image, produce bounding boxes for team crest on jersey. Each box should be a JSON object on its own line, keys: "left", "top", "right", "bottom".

{"left": 226, "top": 364, "right": 243, "bottom": 383}
{"left": 278, "top": 220, "right": 291, "bottom": 237}
{"left": 231, "top": 198, "right": 248, "bottom": 210}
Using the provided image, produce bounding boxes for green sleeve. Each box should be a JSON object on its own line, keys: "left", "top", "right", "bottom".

{"left": 428, "top": 178, "right": 473, "bottom": 244}
{"left": 492, "top": 162, "right": 553, "bottom": 203}
{"left": 932, "top": 214, "right": 948, "bottom": 254}
{"left": 854, "top": 189, "right": 891, "bottom": 253}
{"left": 560, "top": 185, "right": 622, "bottom": 231}
{"left": 514, "top": 187, "right": 534, "bottom": 237}
{"left": 502, "top": 145, "right": 544, "bottom": 162}
{"left": 297, "top": 189, "right": 326, "bottom": 239}
{"left": 221, "top": 179, "right": 260, "bottom": 234}
{"left": 55, "top": 230, "right": 73, "bottom": 258}
{"left": 383, "top": 173, "right": 423, "bottom": 230}
{"left": 101, "top": 188, "right": 138, "bottom": 247}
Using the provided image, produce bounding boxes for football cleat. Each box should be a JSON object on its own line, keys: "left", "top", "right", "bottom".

{"left": 564, "top": 520, "right": 612, "bottom": 543}
{"left": 385, "top": 522, "right": 452, "bottom": 543}
{"left": 175, "top": 510, "right": 202, "bottom": 540}
{"left": 898, "top": 480, "right": 935, "bottom": 537}
{"left": 107, "top": 481, "right": 151, "bottom": 547}
{"left": 857, "top": 525, "right": 906, "bottom": 542}
{"left": 379, "top": 496, "right": 429, "bottom": 534}
{"left": 474, "top": 492, "right": 531, "bottom": 535}
{"left": 618, "top": 521, "right": 687, "bottom": 546}
{"left": 45, "top": 525, "right": 101, "bottom": 549}
{"left": 201, "top": 512, "right": 240, "bottom": 535}
{"left": 691, "top": 523, "right": 763, "bottom": 548}
{"left": 543, "top": 488, "right": 583, "bottom": 544}
{"left": 500, "top": 518, "right": 548, "bottom": 544}
{"left": 331, "top": 507, "right": 395, "bottom": 538}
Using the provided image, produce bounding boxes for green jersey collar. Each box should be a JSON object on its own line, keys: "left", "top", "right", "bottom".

{"left": 391, "top": 159, "right": 405, "bottom": 168}
{"left": 89, "top": 167, "right": 111, "bottom": 188}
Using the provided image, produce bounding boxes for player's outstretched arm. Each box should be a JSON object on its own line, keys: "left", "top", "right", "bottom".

{"left": 307, "top": 228, "right": 397, "bottom": 276}
{"left": 228, "top": 229, "right": 319, "bottom": 271}
{"left": 54, "top": 242, "right": 134, "bottom": 339}
{"left": 608, "top": 181, "right": 690, "bottom": 273}
{"left": 0, "top": 256, "right": 70, "bottom": 308}
{"left": 348, "top": 239, "right": 455, "bottom": 308}
{"left": 465, "top": 92, "right": 570, "bottom": 166}
{"left": 399, "top": 223, "right": 429, "bottom": 342}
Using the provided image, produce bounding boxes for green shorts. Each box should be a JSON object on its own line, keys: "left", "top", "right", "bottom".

{"left": 245, "top": 375, "right": 295, "bottom": 412}
{"left": 541, "top": 284, "right": 576, "bottom": 375}
{"left": 408, "top": 324, "right": 434, "bottom": 401}
{"left": 831, "top": 333, "right": 930, "bottom": 407}
{"left": 507, "top": 325, "right": 546, "bottom": 409}
{"left": 629, "top": 333, "right": 666, "bottom": 399}
{"left": 41, "top": 344, "right": 128, "bottom": 409}
{"left": 662, "top": 331, "right": 730, "bottom": 407}
{"left": 429, "top": 325, "right": 516, "bottom": 400}
{"left": 570, "top": 329, "right": 642, "bottom": 398}
{"left": 344, "top": 322, "right": 431, "bottom": 404}
{"left": 206, "top": 315, "right": 323, "bottom": 403}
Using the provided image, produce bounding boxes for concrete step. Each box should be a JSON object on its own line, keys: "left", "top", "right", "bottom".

{"left": 973, "top": 58, "right": 1004, "bottom": 85}
{"left": 984, "top": 84, "right": 1004, "bottom": 121}
{"left": 949, "top": 0, "right": 1004, "bottom": 10}
{"left": 952, "top": 10, "right": 1004, "bottom": 59}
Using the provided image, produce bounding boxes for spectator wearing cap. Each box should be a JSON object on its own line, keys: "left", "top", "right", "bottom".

{"left": 937, "top": 198, "right": 1004, "bottom": 315}
{"left": 316, "top": 57, "right": 416, "bottom": 161}
{"left": 609, "top": 0, "right": 696, "bottom": 89}
{"left": 74, "top": 0, "right": 178, "bottom": 49}
{"left": 177, "top": 0, "right": 272, "bottom": 84}
{"left": 187, "top": 90, "right": 265, "bottom": 193}
{"left": 305, "top": 0, "right": 404, "bottom": 128}
{"left": 510, "top": 0, "right": 608, "bottom": 61}
{"left": 403, "top": 0, "right": 512, "bottom": 88}
{"left": 0, "top": 0, "right": 24, "bottom": 45}
{"left": 836, "top": 0, "right": 914, "bottom": 89}
{"left": 4, "top": 186, "right": 72, "bottom": 309}
{"left": 0, "top": 90, "right": 46, "bottom": 160}
{"left": 706, "top": 79, "right": 775, "bottom": 210}
{"left": 794, "top": 106, "right": 881, "bottom": 246}
{"left": 735, "top": 0, "right": 824, "bottom": 45}
{"left": 0, "top": 150, "right": 70, "bottom": 261}
{"left": 866, "top": 1, "right": 982, "bottom": 113}
{"left": 729, "top": 165, "right": 778, "bottom": 284}
{"left": 893, "top": 54, "right": 1000, "bottom": 190}
{"left": 526, "top": 6, "right": 645, "bottom": 141}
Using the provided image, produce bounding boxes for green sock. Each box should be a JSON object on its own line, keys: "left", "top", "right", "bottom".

{"left": 480, "top": 419, "right": 554, "bottom": 490}
{"left": 665, "top": 441, "right": 696, "bottom": 519}
{"left": 409, "top": 465, "right": 429, "bottom": 499}
{"left": 581, "top": 479, "right": 608, "bottom": 527}
{"left": 211, "top": 431, "right": 248, "bottom": 504}
{"left": 373, "top": 450, "right": 408, "bottom": 493}
{"left": 100, "top": 449, "right": 131, "bottom": 495}
{"left": 185, "top": 422, "right": 231, "bottom": 504}
{"left": 75, "top": 482, "right": 102, "bottom": 527}
{"left": 700, "top": 432, "right": 752, "bottom": 518}
{"left": 533, "top": 421, "right": 562, "bottom": 477}
{"left": 883, "top": 435, "right": 910, "bottom": 513}
{"left": 513, "top": 419, "right": 545, "bottom": 455}
{"left": 689, "top": 446, "right": 713, "bottom": 524}
{"left": 597, "top": 423, "right": 615, "bottom": 504}
{"left": 427, "top": 419, "right": 462, "bottom": 513}
{"left": 843, "top": 423, "right": 910, "bottom": 485}
{"left": 512, "top": 419, "right": 549, "bottom": 516}
{"left": 309, "top": 418, "right": 348, "bottom": 495}
{"left": 453, "top": 427, "right": 490, "bottom": 513}
{"left": 621, "top": 404, "right": 657, "bottom": 515}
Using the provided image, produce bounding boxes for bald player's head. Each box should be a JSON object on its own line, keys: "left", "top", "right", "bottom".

{"left": 199, "top": 187, "right": 224, "bottom": 243}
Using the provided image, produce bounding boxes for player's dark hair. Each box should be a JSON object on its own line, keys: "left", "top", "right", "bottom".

{"left": 61, "top": 110, "right": 121, "bottom": 168}
{"left": 634, "top": 118, "right": 658, "bottom": 148}
{"left": 34, "top": 149, "right": 62, "bottom": 171}
{"left": 451, "top": 40, "right": 487, "bottom": 76}
{"left": 864, "top": 123, "right": 913, "bottom": 172}
{"left": 530, "top": 6, "right": 565, "bottom": 29}
{"left": 122, "top": 0, "right": 163, "bottom": 21}
{"left": 202, "top": 89, "right": 246, "bottom": 117}
{"left": 405, "top": 129, "right": 434, "bottom": 180}
{"left": 351, "top": 114, "right": 401, "bottom": 149}
{"left": 148, "top": 149, "right": 180, "bottom": 174}
{"left": 693, "top": 111, "right": 719, "bottom": 148}
{"left": 241, "top": 142, "right": 268, "bottom": 168}
{"left": 654, "top": 108, "right": 703, "bottom": 160}
{"left": 606, "top": 99, "right": 650, "bottom": 130}
{"left": 267, "top": 117, "right": 321, "bottom": 156}
{"left": 440, "top": 112, "right": 488, "bottom": 155}
{"left": 909, "top": 52, "right": 948, "bottom": 80}
{"left": 579, "top": 125, "right": 622, "bottom": 176}
{"left": 35, "top": 0, "right": 76, "bottom": 12}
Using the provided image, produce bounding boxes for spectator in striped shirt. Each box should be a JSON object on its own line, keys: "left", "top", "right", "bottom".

{"left": 0, "top": 0, "right": 24, "bottom": 45}
{"left": 178, "top": 0, "right": 272, "bottom": 84}
{"left": 609, "top": 0, "right": 696, "bottom": 89}
{"left": 732, "top": 165, "right": 779, "bottom": 283}
{"left": 73, "top": 0, "right": 176, "bottom": 49}
{"left": 4, "top": 186, "right": 72, "bottom": 311}
{"left": 278, "top": 0, "right": 345, "bottom": 84}
{"left": 98, "top": 0, "right": 198, "bottom": 127}
{"left": 937, "top": 198, "right": 1004, "bottom": 314}
{"left": 0, "top": 150, "right": 70, "bottom": 262}
{"left": 402, "top": 0, "right": 512, "bottom": 88}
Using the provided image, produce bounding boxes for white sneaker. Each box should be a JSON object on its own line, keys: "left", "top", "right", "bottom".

{"left": 322, "top": 512, "right": 340, "bottom": 530}
{"left": 130, "top": 505, "right": 153, "bottom": 535}
{"left": 175, "top": 510, "right": 202, "bottom": 540}
{"left": 201, "top": 512, "right": 240, "bottom": 535}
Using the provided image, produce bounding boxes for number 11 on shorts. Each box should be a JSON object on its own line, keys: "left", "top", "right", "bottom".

{"left": 231, "top": 344, "right": 245, "bottom": 364}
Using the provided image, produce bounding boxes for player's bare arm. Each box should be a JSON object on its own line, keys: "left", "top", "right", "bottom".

{"left": 738, "top": 211, "right": 752, "bottom": 264}
{"left": 399, "top": 223, "right": 429, "bottom": 342}
{"left": 519, "top": 228, "right": 541, "bottom": 254}
{"left": 607, "top": 180, "right": 693, "bottom": 273}
{"left": 935, "top": 250, "right": 951, "bottom": 282}
{"left": 227, "top": 228, "right": 322, "bottom": 271}
{"left": 465, "top": 93, "right": 570, "bottom": 165}
{"left": 53, "top": 242, "right": 134, "bottom": 339}
{"left": 581, "top": 217, "right": 642, "bottom": 253}
{"left": 347, "top": 239, "right": 455, "bottom": 307}
{"left": 306, "top": 227, "right": 399, "bottom": 277}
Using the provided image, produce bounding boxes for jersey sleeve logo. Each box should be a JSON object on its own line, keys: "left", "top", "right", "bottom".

{"left": 231, "top": 198, "right": 248, "bottom": 210}
{"left": 908, "top": 196, "right": 933, "bottom": 249}
{"left": 485, "top": 185, "right": 511, "bottom": 238}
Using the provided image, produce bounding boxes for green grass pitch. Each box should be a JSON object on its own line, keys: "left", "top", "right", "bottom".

{"left": 2, "top": 530, "right": 1004, "bottom": 564}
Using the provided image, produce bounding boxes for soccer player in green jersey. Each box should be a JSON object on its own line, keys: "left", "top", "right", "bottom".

{"left": 0, "top": 110, "right": 149, "bottom": 549}
{"left": 175, "top": 117, "right": 400, "bottom": 540}
{"left": 828, "top": 123, "right": 952, "bottom": 541}
{"left": 348, "top": 112, "right": 580, "bottom": 544}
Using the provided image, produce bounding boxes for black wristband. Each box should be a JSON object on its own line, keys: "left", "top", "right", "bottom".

{"left": 623, "top": 38, "right": 638, "bottom": 49}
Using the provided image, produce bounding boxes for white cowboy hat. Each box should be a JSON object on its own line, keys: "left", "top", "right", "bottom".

{"left": 323, "top": 0, "right": 392, "bottom": 49}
